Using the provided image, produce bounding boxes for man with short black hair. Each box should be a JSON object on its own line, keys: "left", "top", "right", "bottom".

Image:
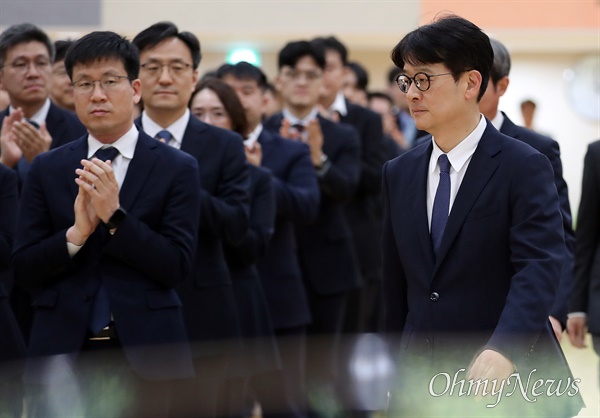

{"left": 133, "top": 21, "right": 250, "bottom": 417}
{"left": 13, "top": 30, "right": 200, "bottom": 417}
{"left": 383, "top": 15, "right": 582, "bottom": 416}
{"left": 49, "top": 39, "right": 76, "bottom": 111}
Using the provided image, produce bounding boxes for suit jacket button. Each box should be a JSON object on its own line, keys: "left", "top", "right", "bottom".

{"left": 430, "top": 292, "right": 440, "bottom": 302}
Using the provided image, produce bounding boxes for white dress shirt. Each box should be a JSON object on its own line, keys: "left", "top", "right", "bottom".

{"left": 9, "top": 98, "right": 51, "bottom": 126}
{"left": 328, "top": 92, "right": 348, "bottom": 118}
{"left": 244, "top": 123, "right": 263, "bottom": 150}
{"left": 427, "top": 115, "right": 487, "bottom": 230}
{"left": 141, "top": 109, "right": 190, "bottom": 150}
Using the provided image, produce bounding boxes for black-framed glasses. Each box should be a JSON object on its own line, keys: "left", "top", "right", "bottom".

{"left": 140, "top": 61, "right": 193, "bottom": 77}
{"left": 72, "top": 75, "right": 130, "bottom": 94}
{"left": 395, "top": 72, "right": 453, "bottom": 93}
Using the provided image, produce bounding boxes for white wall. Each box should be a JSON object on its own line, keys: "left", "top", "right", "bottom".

{"left": 500, "top": 53, "right": 600, "bottom": 221}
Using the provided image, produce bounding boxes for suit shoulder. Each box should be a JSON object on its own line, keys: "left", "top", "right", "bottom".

{"left": 346, "top": 101, "right": 380, "bottom": 121}
{"left": 587, "top": 139, "right": 600, "bottom": 155}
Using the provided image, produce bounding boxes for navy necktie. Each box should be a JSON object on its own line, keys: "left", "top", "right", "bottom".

{"left": 155, "top": 130, "right": 173, "bottom": 145}
{"left": 431, "top": 154, "right": 451, "bottom": 256}
{"left": 26, "top": 119, "right": 40, "bottom": 129}
{"left": 94, "top": 146, "right": 120, "bottom": 162}
{"left": 88, "top": 144, "right": 119, "bottom": 334}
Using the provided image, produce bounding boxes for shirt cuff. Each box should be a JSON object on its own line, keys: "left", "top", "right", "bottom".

{"left": 66, "top": 239, "right": 83, "bottom": 257}
{"left": 567, "top": 312, "right": 587, "bottom": 319}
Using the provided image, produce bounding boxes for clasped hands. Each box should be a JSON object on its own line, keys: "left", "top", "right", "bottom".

{"left": 279, "top": 118, "right": 324, "bottom": 166}
{"left": 0, "top": 108, "right": 52, "bottom": 167}
{"left": 66, "top": 157, "right": 120, "bottom": 246}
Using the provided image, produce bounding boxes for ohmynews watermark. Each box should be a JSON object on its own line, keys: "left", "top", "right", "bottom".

{"left": 429, "top": 368, "right": 581, "bottom": 408}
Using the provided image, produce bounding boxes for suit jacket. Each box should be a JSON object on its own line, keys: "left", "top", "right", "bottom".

{"left": 12, "top": 130, "right": 200, "bottom": 380}
{"left": 499, "top": 113, "right": 574, "bottom": 323}
{"left": 570, "top": 140, "right": 600, "bottom": 334}
{"left": 0, "top": 164, "right": 26, "bottom": 363}
{"left": 340, "top": 100, "right": 387, "bottom": 282}
{"left": 382, "top": 121, "right": 581, "bottom": 415}
{"left": 137, "top": 116, "right": 250, "bottom": 344}
{"left": 255, "top": 129, "right": 320, "bottom": 329}
{"left": 264, "top": 113, "right": 361, "bottom": 296}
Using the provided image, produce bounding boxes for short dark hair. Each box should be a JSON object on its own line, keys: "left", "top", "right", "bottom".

{"left": 310, "top": 36, "right": 347, "bottom": 65}
{"left": 132, "top": 22, "right": 201, "bottom": 69}
{"left": 64, "top": 31, "right": 140, "bottom": 81}
{"left": 390, "top": 15, "right": 493, "bottom": 101}
{"left": 54, "top": 39, "right": 75, "bottom": 63}
{"left": 347, "top": 61, "right": 369, "bottom": 91}
{"left": 190, "top": 78, "right": 248, "bottom": 137}
{"left": 387, "top": 66, "right": 402, "bottom": 85}
{"left": 0, "top": 23, "right": 54, "bottom": 68}
{"left": 216, "top": 61, "right": 268, "bottom": 91}
{"left": 489, "top": 38, "right": 511, "bottom": 86}
{"left": 368, "top": 91, "right": 394, "bottom": 107}
{"left": 278, "top": 40, "right": 325, "bottom": 70}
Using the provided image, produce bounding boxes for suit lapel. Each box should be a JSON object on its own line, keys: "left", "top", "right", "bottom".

{"left": 67, "top": 136, "right": 89, "bottom": 201}
{"left": 432, "top": 125, "right": 502, "bottom": 275}
{"left": 119, "top": 132, "right": 159, "bottom": 210}
{"left": 180, "top": 117, "right": 209, "bottom": 157}
{"left": 411, "top": 143, "right": 436, "bottom": 267}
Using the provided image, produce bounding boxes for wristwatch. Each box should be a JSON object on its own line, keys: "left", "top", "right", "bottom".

{"left": 316, "top": 153, "right": 329, "bottom": 169}
{"left": 104, "top": 206, "right": 127, "bottom": 230}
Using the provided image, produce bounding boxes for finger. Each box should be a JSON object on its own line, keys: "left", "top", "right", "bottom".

{"left": 75, "top": 177, "right": 96, "bottom": 193}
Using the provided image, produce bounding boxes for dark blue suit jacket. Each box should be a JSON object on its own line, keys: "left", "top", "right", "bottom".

{"left": 265, "top": 113, "right": 361, "bottom": 296}
{"left": 341, "top": 100, "right": 387, "bottom": 282}
{"left": 382, "top": 121, "right": 565, "bottom": 365}
{"left": 0, "top": 164, "right": 26, "bottom": 363}
{"left": 571, "top": 140, "right": 600, "bottom": 334}
{"left": 12, "top": 130, "right": 200, "bottom": 380}
{"left": 255, "top": 129, "right": 320, "bottom": 329}
{"left": 137, "top": 115, "right": 250, "bottom": 345}
{"left": 499, "top": 113, "right": 574, "bottom": 323}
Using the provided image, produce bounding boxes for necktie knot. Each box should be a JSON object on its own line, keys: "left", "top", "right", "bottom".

{"left": 26, "top": 119, "right": 40, "bottom": 129}
{"left": 94, "top": 146, "right": 120, "bottom": 162}
{"left": 155, "top": 130, "right": 173, "bottom": 144}
{"left": 438, "top": 154, "right": 451, "bottom": 174}
{"left": 292, "top": 124, "right": 305, "bottom": 133}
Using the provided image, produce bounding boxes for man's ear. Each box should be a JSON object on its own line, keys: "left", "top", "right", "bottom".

{"left": 496, "top": 76, "right": 509, "bottom": 97}
{"left": 191, "top": 69, "right": 199, "bottom": 93}
{"left": 465, "top": 70, "right": 483, "bottom": 101}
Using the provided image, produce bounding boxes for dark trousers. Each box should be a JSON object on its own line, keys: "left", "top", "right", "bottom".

{"left": 252, "top": 325, "right": 307, "bottom": 418}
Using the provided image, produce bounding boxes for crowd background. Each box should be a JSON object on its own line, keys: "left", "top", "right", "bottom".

{"left": 0, "top": 1, "right": 598, "bottom": 417}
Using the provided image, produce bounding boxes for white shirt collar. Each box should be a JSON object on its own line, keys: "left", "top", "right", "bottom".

{"left": 328, "top": 92, "right": 348, "bottom": 117}
{"left": 244, "top": 123, "right": 263, "bottom": 149}
{"left": 490, "top": 110, "right": 505, "bottom": 131}
{"left": 141, "top": 109, "right": 190, "bottom": 148}
{"left": 9, "top": 98, "right": 51, "bottom": 126}
{"left": 87, "top": 124, "right": 138, "bottom": 160}
{"left": 282, "top": 107, "right": 319, "bottom": 127}
{"left": 430, "top": 114, "right": 487, "bottom": 176}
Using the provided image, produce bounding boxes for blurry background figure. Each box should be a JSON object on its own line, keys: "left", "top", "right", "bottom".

{"left": 367, "top": 91, "right": 407, "bottom": 155}
{"left": 190, "top": 78, "right": 248, "bottom": 136}
{"left": 263, "top": 81, "right": 282, "bottom": 120}
{"left": 0, "top": 88, "right": 9, "bottom": 111}
{"left": 48, "top": 39, "right": 75, "bottom": 112}
{"left": 343, "top": 61, "right": 369, "bottom": 107}
{"left": 190, "top": 77, "right": 281, "bottom": 418}
{"left": 520, "top": 98, "right": 537, "bottom": 131}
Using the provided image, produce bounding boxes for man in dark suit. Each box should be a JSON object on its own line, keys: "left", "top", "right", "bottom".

{"left": 264, "top": 40, "right": 361, "bottom": 416}
{"left": 568, "top": 139, "right": 600, "bottom": 386}
{"left": 383, "top": 16, "right": 582, "bottom": 417}
{"left": 0, "top": 24, "right": 85, "bottom": 176}
{"left": 49, "top": 39, "right": 76, "bottom": 112}
{"left": 132, "top": 22, "right": 249, "bottom": 417}
{"left": 218, "top": 61, "right": 321, "bottom": 417}
{"left": 12, "top": 31, "right": 200, "bottom": 417}
{"left": 479, "top": 38, "right": 575, "bottom": 340}
{"left": 311, "top": 36, "right": 387, "bottom": 334}
{"left": 0, "top": 164, "right": 26, "bottom": 417}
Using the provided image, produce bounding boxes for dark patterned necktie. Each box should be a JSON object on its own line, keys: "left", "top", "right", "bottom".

{"left": 94, "top": 146, "right": 120, "bottom": 162}
{"left": 431, "top": 154, "right": 451, "bottom": 256}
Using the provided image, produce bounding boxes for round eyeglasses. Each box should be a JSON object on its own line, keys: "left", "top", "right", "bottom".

{"left": 395, "top": 72, "right": 453, "bottom": 93}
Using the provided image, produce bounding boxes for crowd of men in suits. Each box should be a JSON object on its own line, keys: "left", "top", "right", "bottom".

{"left": 0, "top": 15, "right": 596, "bottom": 418}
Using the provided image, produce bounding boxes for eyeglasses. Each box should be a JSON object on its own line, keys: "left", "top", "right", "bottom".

{"left": 72, "top": 75, "right": 130, "bottom": 94}
{"left": 140, "top": 61, "right": 192, "bottom": 78}
{"left": 2, "top": 59, "right": 51, "bottom": 74}
{"left": 395, "top": 72, "right": 454, "bottom": 93}
{"left": 281, "top": 69, "right": 322, "bottom": 82}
